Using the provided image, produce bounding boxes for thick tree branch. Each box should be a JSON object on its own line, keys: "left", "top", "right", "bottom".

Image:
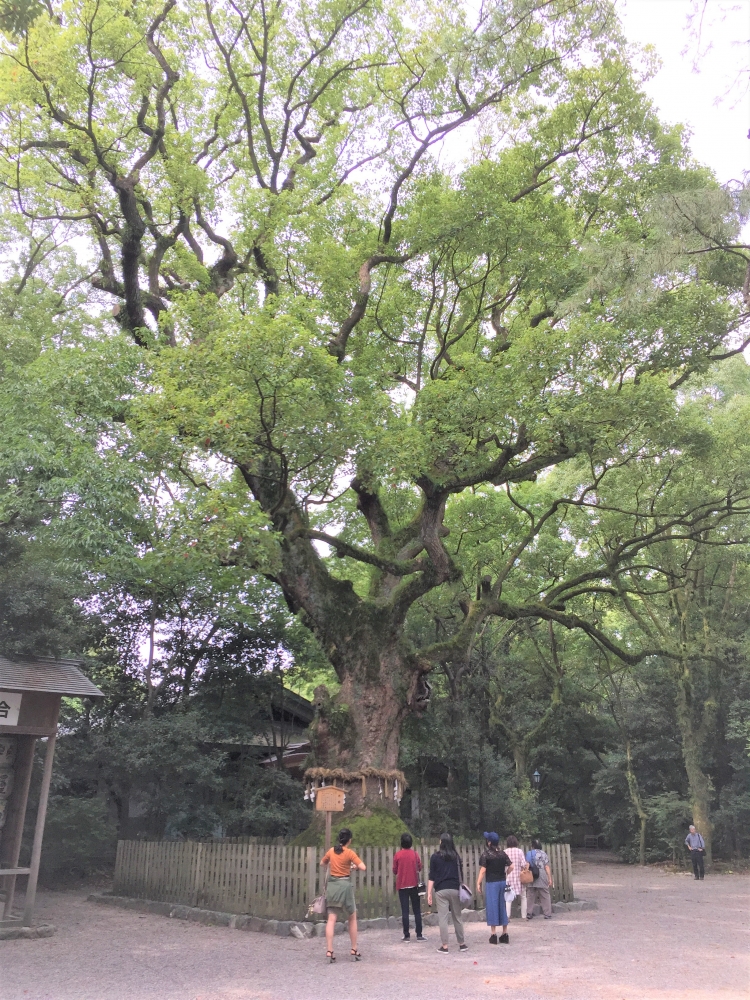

{"left": 351, "top": 477, "right": 392, "bottom": 546}
{"left": 304, "top": 529, "right": 424, "bottom": 577}
{"left": 328, "top": 253, "right": 409, "bottom": 360}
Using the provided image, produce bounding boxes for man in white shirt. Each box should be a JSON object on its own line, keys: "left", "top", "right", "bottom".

{"left": 684, "top": 825, "right": 706, "bottom": 879}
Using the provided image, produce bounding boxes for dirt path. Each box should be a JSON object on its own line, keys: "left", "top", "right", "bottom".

{"left": 0, "top": 860, "right": 747, "bottom": 1000}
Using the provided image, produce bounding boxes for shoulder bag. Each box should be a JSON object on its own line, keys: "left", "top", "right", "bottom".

{"left": 457, "top": 855, "right": 473, "bottom": 906}
{"left": 415, "top": 849, "right": 427, "bottom": 895}
{"left": 528, "top": 850, "right": 540, "bottom": 881}
{"left": 307, "top": 863, "right": 329, "bottom": 918}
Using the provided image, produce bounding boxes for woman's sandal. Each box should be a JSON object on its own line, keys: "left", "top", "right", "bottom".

{"left": 326, "top": 950, "right": 336, "bottom": 963}
{"left": 350, "top": 949, "right": 362, "bottom": 961}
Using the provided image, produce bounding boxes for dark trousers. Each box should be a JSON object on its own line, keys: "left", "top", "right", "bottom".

{"left": 398, "top": 886, "right": 422, "bottom": 937}
{"left": 690, "top": 849, "right": 705, "bottom": 878}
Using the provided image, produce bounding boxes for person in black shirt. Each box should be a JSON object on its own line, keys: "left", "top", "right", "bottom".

{"left": 476, "top": 831, "right": 513, "bottom": 944}
{"left": 427, "top": 833, "right": 467, "bottom": 953}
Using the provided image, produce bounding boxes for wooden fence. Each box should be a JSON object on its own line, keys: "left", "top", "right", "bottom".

{"left": 113, "top": 840, "right": 574, "bottom": 921}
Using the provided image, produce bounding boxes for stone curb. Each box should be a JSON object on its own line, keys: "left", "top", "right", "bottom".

{"left": 87, "top": 893, "right": 594, "bottom": 936}
{"left": 87, "top": 894, "right": 500, "bottom": 937}
{"left": 0, "top": 922, "right": 56, "bottom": 941}
{"left": 551, "top": 899, "right": 598, "bottom": 913}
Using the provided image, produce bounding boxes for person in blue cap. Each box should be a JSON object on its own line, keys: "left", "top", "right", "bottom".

{"left": 476, "top": 831, "right": 513, "bottom": 944}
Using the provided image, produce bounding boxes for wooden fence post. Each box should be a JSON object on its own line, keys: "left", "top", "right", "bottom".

{"left": 192, "top": 842, "right": 205, "bottom": 908}
{"left": 113, "top": 840, "right": 124, "bottom": 895}
{"left": 306, "top": 846, "right": 316, "bottom": 916}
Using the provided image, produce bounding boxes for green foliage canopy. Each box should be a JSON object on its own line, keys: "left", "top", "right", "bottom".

{"left": 1, "top": 0, "right": 749, "bottom": 774}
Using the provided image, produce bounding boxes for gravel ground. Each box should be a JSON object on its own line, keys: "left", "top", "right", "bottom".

{"left": 0, "top": 859, "right": 747, "bottom": 1000}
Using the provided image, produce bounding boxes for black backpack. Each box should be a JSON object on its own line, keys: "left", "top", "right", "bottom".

{"left": 528, "top": 850, "right": 540, "bottom": 880}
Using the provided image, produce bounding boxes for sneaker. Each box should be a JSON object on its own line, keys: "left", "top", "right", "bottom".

{"left": 437, "top": 946, "right": 449, "bottom": 954}
{"left": 402, "top": 935, "right": 411, "bottom": 942}
{"left": 489, "top": 934, "right": 498, "bottom": 945}
{"left": 459, "top": 944, "right": 469, "bottom": 952}
{"left": 499, "top": 933, "right": 509, "bottom": 944}
{"left": 415, "top": 935, "right": 426, "bottom": 941}
{"left": 544, "top": 915, "right": 552, "bottom": 920}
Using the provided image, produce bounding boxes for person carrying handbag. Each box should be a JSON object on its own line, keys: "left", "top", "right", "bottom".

{"left": 393, "top": 832, "right": 425, "bottom": 941}
{"left": 320, "top": 828, "right": 367, "bottom": 962}
{"left": 504, "top": 835, "right": 529, "bottom": 920}
{"left": 428, "top": 832, "right": 469, "bottom": 953}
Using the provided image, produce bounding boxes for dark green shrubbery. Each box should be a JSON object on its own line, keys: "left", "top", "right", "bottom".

{"left": 227, "top": 766, "right": 313, "bottom": 839}
{"left": 642, "top": 793, "right": 694, "bottom": 863}
{"left": 39, "top": 797, "right": 117, "bottom": 884}
{"left": 593, "top": 764, "right": 694, "bottom": 864}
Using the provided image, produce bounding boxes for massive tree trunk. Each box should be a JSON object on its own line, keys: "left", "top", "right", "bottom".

{"left": 310, "top": 642, "right": 418, "bottom": 771}
{"left": 238, "top": 465, "right": 446, "bottom": 782}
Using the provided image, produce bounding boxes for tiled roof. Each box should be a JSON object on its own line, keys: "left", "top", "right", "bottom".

{"left": 0, "top": 656, "right": 104, "bottom": 697}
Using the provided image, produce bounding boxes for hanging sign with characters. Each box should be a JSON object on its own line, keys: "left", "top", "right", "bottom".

{"left": 0, "top": 692, "right": 22, "bottom": 727}
{"left": 314, "top": 786, "right": 345, "bottom": 812}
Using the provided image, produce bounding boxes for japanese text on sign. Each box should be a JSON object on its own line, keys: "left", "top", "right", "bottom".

{"left": 0, "top": 692, "right": 22, "bottom": 727}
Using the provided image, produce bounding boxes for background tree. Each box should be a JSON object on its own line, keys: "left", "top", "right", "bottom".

{"left": 559, "top": 362, "right": 750, "bottom": 859}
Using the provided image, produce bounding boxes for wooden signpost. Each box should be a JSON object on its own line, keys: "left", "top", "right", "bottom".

{"left": 315, "top": 785, "right": 345, "bottom": 851}
{"left": 0, "top": 656, "right": 102, "bottom": 930}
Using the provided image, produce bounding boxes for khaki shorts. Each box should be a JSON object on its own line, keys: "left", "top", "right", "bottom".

{"left": 326, "top": 876, "right": 356, "bottom": 915}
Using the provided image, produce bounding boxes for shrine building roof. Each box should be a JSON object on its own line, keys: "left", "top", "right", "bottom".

{"left": 0, "top": 655, "right": 104, "bottom": 698}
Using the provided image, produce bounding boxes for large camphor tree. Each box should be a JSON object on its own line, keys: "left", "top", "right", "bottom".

{"left": 1, "top": 0, "right": 748, "bottom": 799}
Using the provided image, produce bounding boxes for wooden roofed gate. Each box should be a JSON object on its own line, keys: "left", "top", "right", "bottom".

{"left": 0, "top": 656, "right": 104, "bottom": 930}
{"left": 113, "top": 840, "right": 574, "bottom": 922}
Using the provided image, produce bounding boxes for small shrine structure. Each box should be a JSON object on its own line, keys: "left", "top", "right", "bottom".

{"left": 0, "top": 656, "right": 103, "bottom": 930}
{"left": 304, "top": 767, "right": 406, "bottom": 816}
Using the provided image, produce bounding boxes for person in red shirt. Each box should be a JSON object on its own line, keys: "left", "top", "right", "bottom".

{"left": 392, "top": 833, "right": 425, "bottom": 941}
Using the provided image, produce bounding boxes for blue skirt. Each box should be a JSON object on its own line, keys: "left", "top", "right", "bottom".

{"left": 485, "top": 880, "right": 508, "bottom": 927}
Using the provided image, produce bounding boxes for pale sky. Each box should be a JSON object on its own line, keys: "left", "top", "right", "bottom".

{"left": 620, "top": 0, "right": 749, "bottom": 184}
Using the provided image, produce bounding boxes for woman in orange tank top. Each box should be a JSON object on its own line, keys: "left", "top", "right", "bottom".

{"left": 320, "top": 827, "right": 367, "bottom": 962}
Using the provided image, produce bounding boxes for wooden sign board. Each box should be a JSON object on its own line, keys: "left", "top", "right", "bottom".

{"left": 0, "top": 693, "right": 22, "bottom": 727}
{"left": 0, "top": 692, "right": 61, "bottom": 737}
{"left": 315, "top": 786, "right": 345, "bottom": 812}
